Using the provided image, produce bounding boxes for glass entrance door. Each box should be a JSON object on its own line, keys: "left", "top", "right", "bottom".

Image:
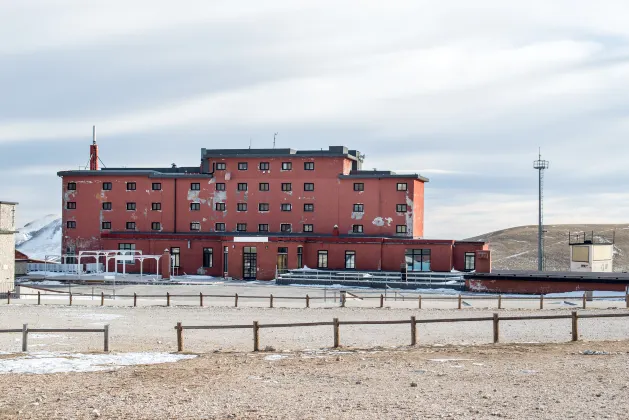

{"left": 243, "top": 246, "right": 257, "bottom": 279}
{"left": 277, "top": 247, "right": 288, "bottom": 275}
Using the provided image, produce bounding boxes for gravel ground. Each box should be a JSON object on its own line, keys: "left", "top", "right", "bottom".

{"left": 0, "top": 341, "right": 628, "bottom": 419}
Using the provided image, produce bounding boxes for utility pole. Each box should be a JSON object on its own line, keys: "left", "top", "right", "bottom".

{"left": 533, "top": 150, "right": 550, "bottom": 271}
{"left": 273, "top": 132, "right": 278, "bottom": 149}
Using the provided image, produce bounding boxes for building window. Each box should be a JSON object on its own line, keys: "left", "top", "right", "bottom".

{"left": 258, "top": 224, "right": 269, "bottom": 232}
{"left": 304, "top": 183, "right": 314, "bottom": 191}
{"left": 171, "top": 247, "right": 180, "bottom": 268}
{"left": 102, "top": 202, "right": 112, "bottom": 210}
{"left": 190, "top": 222, "right": 201, "bottom": 231}
{"left": 396, "top": 225, "right": 407, "bottom": 234}
{"left": 352, "top": 225, "right": 363, "bottom": 233}
{"left": 127, "top": 182, "right": 136, "bottom": 191}
{"left": 396, "top": 204, "right": 407, "bottom": 212}
{"left": 102, "top": 222, "right": 111, "bottom": 230}
{"left": 151, "top": 203, "right": 161, "bottom": 211}
{"left": 66, "top": 221, "right": 76, "bottom": 229}
{"left": 190, "top": 203, "right": 201, "bottom": 211}
{"left": 280, "top": 223, "right": 292, "bottom": 233}
{"left": 259, "top": 203, "right": 269, "bottom": 212}
{"left": 67, "top": 182, "right": 76, "bottom": 190}
{"left": 102, "top": 182, "right": 112, "bottom": 191}
{"left": 152, "top": 183, "right": 162, "bottom": 191}
{"left": 259, "top": 182, "right": 269, "bottom": 191}
{"left": 119, "top": 243, "right": 136, "bottom": 264}
{"left": 66, "top": 202, "right": 76, "bottom": 210}
{"left": 345, "top": 251, "right": 356, "bottom": 269}
{"left": 215, "top": 223, "right": 225, "bottom": 232}
{"left": 215, "top": 183, "right": 225, "bottom": 191}
{"left": 260, "top": 162, "right": 270, "bottom": 171}
{"left": 303, "top": 224, "right": 313, "bottom": 232}
{"left": 215, "top": 203, "right": 226, "bottom": 211}
{"left": 397, "top": 183, "right": 408, "bottom": 191}
{"left": 297, "top": 246, "right": 303, "bottom": 268}
{"left": 237, "top": 223, "right": 247, "bottom": 232}
{"left": 304, "top": 162, "right": 314, "bottom": 170}
{"left": 281, "top": 183, "right": 292, "bottom": 192}
{"left": 126, "top": 222, "right": 136, "bottom": 230}
{"left": 304, "top": 203, "right": 314, "bottom": 212}
{"left": 281, "top": 203, "right": 292, "bottom": 211}
{"left": 318, "top": 250, "right": 328, "bottom": 268}
{"left": 238, "top": 162, "right": 248, "bottom": 170}
{"left": 405, "top": 249, "right": 431, "bottom": 272}
{"left": 152, "top": 222, "right": 161, "bottom": 231}
{"left": 215, "top": 162, "right": 226, "bottom": 170}
{"left": 203, "top": 248, "right": 213, "bottom": 268}
{"left": 353, "top": 204, "right": 364, "bottom": 212}
{"left": 237, "top": 203, "right": 247, "bottom": 212}
{"left": 465, "top": 253, "right": 475, "bottom": 271}
{"left": 237, "top": 183, "right": 248, "bottom": 191}
{"left": 281, "top": 162, "right": 292, "bottom": 171}
{"left": 353, "top": 183, "right": 364, "bottom": 191}
{"left": 191, "top": 183, "right": 200, "bottom": 191}
{"left": 127, "top": 202, "right": 136, "bottom": 211}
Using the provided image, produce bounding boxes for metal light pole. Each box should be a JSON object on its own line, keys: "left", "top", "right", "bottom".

{"left": 533, "top": 151, "right": 549, "bottom": 271}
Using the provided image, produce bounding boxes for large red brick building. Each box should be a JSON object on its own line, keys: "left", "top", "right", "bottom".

{"left": 57, "top": 143, "right": 489, "bottom": 279}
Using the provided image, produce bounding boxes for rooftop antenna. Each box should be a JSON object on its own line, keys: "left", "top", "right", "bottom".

{"left": 273, "top": 132, "right": 278, "bottom": 149}
{"left": 92, "top": 125, "right": 96, "bottom": 145}
{"left": 533, "top": 148, "right": 550, "bottom": 271}
{"left": 249, "top": 138, "right": 252, "bottom": 149}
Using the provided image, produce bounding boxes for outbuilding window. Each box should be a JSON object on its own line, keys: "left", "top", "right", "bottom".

{"left": 317, "top": 251, "right": 328, "bottom": 268}
{"left": 464, "top": 253, "right": 475, "bottom": 271}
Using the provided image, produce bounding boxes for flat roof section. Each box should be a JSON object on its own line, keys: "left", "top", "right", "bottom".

{"left": 201, "top": 145, "right": 360, "bottom": 161}
{"left": 0, "top": 201, "right": 18, "bottom": 205}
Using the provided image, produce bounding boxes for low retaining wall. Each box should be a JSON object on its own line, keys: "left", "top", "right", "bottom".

{"left": 276, "top": 278, "right": 465, "bottom": 291}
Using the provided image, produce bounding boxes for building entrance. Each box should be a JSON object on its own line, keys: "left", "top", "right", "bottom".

{"left": 243, "top": 247, "right": 257, "bottom": 279}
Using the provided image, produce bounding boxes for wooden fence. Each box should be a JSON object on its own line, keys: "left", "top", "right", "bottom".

{"left": 174, "top": 311, "right": 629, "bottom": 352}
{"left": 8, "top": 289, "right": 629, "bottom": 310}
{"left": 0, "top": 324, "right": 110, "bottom": 352}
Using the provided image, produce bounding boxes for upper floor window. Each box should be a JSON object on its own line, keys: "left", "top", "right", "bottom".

{"left": 304, "top": 162, "right": 314, "bottom": 170}
{"left": 237, "top": 183, "right": 248, "bottom": 191}
{"left": 237, "top": 223, "right": 247, "bottom": 232}
{"left": 215, "top": 223, "right": 226, "bottom": 232}
{"left": 190, "top": 203, "right": 201, "bottom": 211}
{"left": 126, "top": 202, "right": 136, "bottom": 211}
{"left": 151, "top": 202, "right": 161, "bottom": 211}
{"left": 396, "top": 204, "right": 407, "bottom": 212}
{"left": 303, "top": 224, "right": 314, "bottom": 232}
{"left": 397, "top": 182, "right": 408, "bottom": 191}
{"left": 258, "top": 224, "right": 269, "bottom": 232}
{"left": 238, "top": 162, "right": 248, "bottom": 171}
{"left": 353, "top": 183, "right": 364, "bottom": 191}
{"left": 259, "top": 182, "right": 269, "bottom": 191}
{"left": 259, "top": 203, "right": 270, "bottom": 212}
{"left": 102, "top": 182, "right": 112, "bottom": 191}
{"left": 304, "top": 203, "right": 314, "bottom": 212}
{"left": 237, "top": 203, "right": 248, "bottom": 212}
{"left": 281, "top": 203, "right": 292, "bottom": 212}
{"left": 190, "top": 222, "right": 201, "bottom": 231}
{"left": 281, "top": 183, "right": 292, "bottom": 192}
{"left": 127, "top": 182, "right": 136, "bottom": 191}
{"left": 67, "top": 182, "right": 77, "bottom": 190}
{"left": 102, "top": 202, "right": 112, "bottom": 211}
{"left": 281, "top": 162, "right": 292, "bottom": 171}
{"left": 352, "top": 224, "right": 364, "bottom": 233}
{"left": 396, "top": 225, "right": 407, "bottom": 234}
{"left": 304, "top": 183, "right": 314, "bottom": 191}
{"left": 280, "top": 223, "right": 292, "bottom": 233}
{"left": 66, "top": 202, "right": 76, "bottom": 210}
{"left": 126, "top": 222, "right": 136, "bottom": 230}
{"left": 102, "top": 222, "right": 111, "bottom": 230}
{"left": 152, "top": 183, "right": 162, "bottom": 191}
{"left": 259, "top": 162, "right": 270, "bottom": 171}
{"left": 353, "top": 204, "right": 364, "bottom": 213}
{"left": 216, "top": 162, "right": 226, "bottom": 170}
{"left": 216, "top": 183, "right": 225, "bottom": 191}
{"left": 191, "top": 183, "right": 200, "bottom": 191}
{"left": 66, "top": 221, "right": 76, "bottom": 229}
{"left": 215, "top": 203, "right": 226, "bottom": 211}
{"left": 152, "top": 222, "right": 161, "bottom": 231}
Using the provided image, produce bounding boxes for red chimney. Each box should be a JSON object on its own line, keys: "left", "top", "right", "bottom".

{"left": 90, "top": 125, "right": 99, "bottom": 171}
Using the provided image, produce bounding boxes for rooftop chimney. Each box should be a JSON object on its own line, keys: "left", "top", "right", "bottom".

{"left": 89, "top": 125, "right": 99, "bottom": 171}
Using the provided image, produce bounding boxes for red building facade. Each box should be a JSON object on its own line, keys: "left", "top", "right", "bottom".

{"left": 58, "top": 144, "right": 489, "bottom": 280}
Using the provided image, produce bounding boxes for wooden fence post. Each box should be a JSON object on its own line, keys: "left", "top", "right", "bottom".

{"left": 22, "top": 324, "right": 28, "bottom": 352}
{"left": 37, "top": 291, "right": 41, "bottom": 305}
{"left": 418, "top": 295, "right": 422, "bottom": 309}
{"left": 571, "top": 311, "right": 578, "bottom": 341}
{"left": 582, "top": 293, "right": 586, "bottom": 310}
{"left": 540, "top": 294, "right": 544, "bottom": 310}
{"left": 200, "top": 292, "right": 204, "bottom": 307}
{"left": 101, "top": 292, "right": 104, "bottom": 306}
{"left": 498, "top": 295, "right": 502, "bottom": 310}
{"left": 380, "top": 294, "right": 384, "bottom": 308}
{"left": 7, "top": 292, "right": 10, "bottom": 305}
{"left": 306, "top": 295, "right": 310, "bottom": 308}
{"left": 253, "top": 321, "right": 260, "bottom": 352}
{"left": 458, "top": 294, "right": 462, "bottom": 310}
{"left": 69, "top": 292, "right": 73, "bottom": 306}
{"left": 133, "top": 293, "right": 137, "bottom": 307}
{"left": 270, "top": 294, "right": 274, "bottom": 308}
{"left": 341, "top": 292, "right": 346, "bottom": 308}
{"left": 104, "top": 324, "right": 110, "bottom": 352}
{"left": 333, "top": 318, "right": 340, "bottom": 348}
{"left": 176, "top": 322, "right": 183, "bottom": 352}
{"left": 493, "top": 313, "right": 499, "bottom": 344}
{"left": 626, "top": 291, "right": 629, "bottom": 309}
{"left": 410, "top": 316, "right": 417, "bottom": 346}
{"left": 167, "top": 292, "right": 170, "bottom": 307}
{"left": 235, "top": 293, "right": 239, "bottom": 307}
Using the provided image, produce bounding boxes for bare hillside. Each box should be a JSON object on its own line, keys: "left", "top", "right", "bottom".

{"left": 466, "top": 224, "right": 629, "bottom": 272}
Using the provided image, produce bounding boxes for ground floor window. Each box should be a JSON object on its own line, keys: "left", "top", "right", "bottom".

{"left": 171, "top": 247, "right": 180, "bottom": 268}
{"left": 297, "top": 247, "right": 303, "bottom": 268}
{"left": 203, "top": 248, "right": 213, "bottom": 268}
{"left": 277, "top": 247, "right": 288, "bottom": 274}
{"left": 464, "top": 252, "right": 475, "bottom": 271}
{"left": 118, "top": 243, "right": 136, "bottom": 265}
{"left": 345, "top": 251, "right": 356, "bottom": 269}
{"left": 318, "top": 250, "right": 328, "bottom": 268}
{"left": 405, "top": 248, "right": 431, "bottom": 272}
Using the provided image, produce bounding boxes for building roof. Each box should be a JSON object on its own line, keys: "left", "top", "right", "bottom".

{"left": 0, "top": 201, "right": 18, "bottom": 205}
{"left": 339, "top": 170, "right": 429, "bottom": 182}
{"left": 201, "top": 146, "right": 360, "bottom": 161}
{"left": 15, "top": 250, "right": 29, "bottom": 261}
{"left": 57, "top": 169, "right": 211, "bottom": 179}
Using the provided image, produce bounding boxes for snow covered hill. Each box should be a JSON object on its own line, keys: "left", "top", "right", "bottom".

{"left": 15, "top": 215, "right": 62, "bottom": 260}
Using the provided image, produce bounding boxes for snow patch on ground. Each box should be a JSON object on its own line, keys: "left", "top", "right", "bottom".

{"left": 0, "top": 352, "right": 196, "bottom": 375}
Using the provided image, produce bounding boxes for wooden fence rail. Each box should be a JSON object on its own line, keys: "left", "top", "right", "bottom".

{"left": 174, "top": 312, "right": 629, "bottom": 352}
{"left": 0, "top": 325, "right": 110, "bottom": 352}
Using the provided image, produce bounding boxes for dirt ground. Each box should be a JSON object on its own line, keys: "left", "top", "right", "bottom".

{"left": 0, "top": 340, "right": 627, "bottom": 419}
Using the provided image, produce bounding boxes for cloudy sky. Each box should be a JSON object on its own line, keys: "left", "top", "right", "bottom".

{"left": 2, "top": 0, "right": 629, "bottom": 239}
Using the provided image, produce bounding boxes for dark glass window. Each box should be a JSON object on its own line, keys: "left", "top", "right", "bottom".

{"left": 67, "top": 182, "right": 76, "bottom": 190}
{"left": 303, "top": 224, "right": 313, "bottom": 232}
{"left": 66, "top": 221, "right": 76, "bottom": 229}
{"left": 317, "top": 250, "right": 328, "bottom": 268}
{"left": 465, "top": 253, "right": 475, "bottom": 271}
{"left": 190, "top": 203, "right": 201, "bottom": 211}
{"left": 397, "top": 183, "right": 408, "bottom": 191}
{"left": 345, "top": 251, "right": 356, "bottom": 269}
{"left": 102, "top": 222, "right": 111, "bottom": 229}
{"left": 126, "top": 222, "right": 136, "bottom": 230}
{"left": 151, "top": 222, "right": 161, "bottom": 230}
{"left": 259, "top": 162, "right": 270, "bottom": 170}
{"left": 238, "top": 162, "right": 248, "bottom": 170}
{"left": 259, "top": 203, "right": 269, "bottom": 212}
{"left": 102, "top": 182, "right": 112, "bottom": 191}
{"left": 66, "top": 202, "right": 76, "bottom": 210}
{"left": 304, "top": 183, "right": 314, "bottom": 191}
{"left": 281, "top": 162, "right": 292, "bottom": 170}
{"left": 126, "top": 202, "right": 136, "bottom": 211}
{"left": 304, "top": 203, "right": 314, "bottom": 212}
{"left": 304, "top": 162, "right": 314, "bottom": 170}
{"left": 405, "top": 249, "right": 431, "bottom": 272}
{"left": 190, "top": 222, "right": 201, "bottom": 231}
{"left": 396, "top": 225, "right": 407, "bottom": 234}
{"left": 216, "top": 183, "right": 225, "bottom": 191}
{"left": 152, "top": 183, "right": 162, "bottom": 191}
{"left": 215, "top": 203, "right": 226, "bottom": 211}
{"left": 281, "top": 204, "right": 292, "bottom": 211}
{"left": 259, "top": 183, "right": 270, "bottom": 191}
{"left": 203, "top": 248, "right": 213, "bottom": 268}
{"left": 237, "top": 223, "right": 247, "bottom": 232}
{"left": 352, "top": 224, "right": 363, "bottom": 233}
{"left": 191, "top": 183, "right": 200, "bottom": 191}
{"left": 258, "top": 224, "right": 269, "bottom": 232}
{"left": 151, "top": 203, "right": 161, "bottom": 211}
{"left": 171, "top": 247, "right": 180, "bottom": 268}
{"left": 353, "top": 183, "right": 364, "bottom": 191}
{"left": 281, "top": 183, "right": 292, "bottom": 192}
{"left": 237, "top": 183, "right": 248, "bottom": 191}
{"left": 396, "top": 204, "right": 407, "bottom": 212}
{"left": 237, "top": 203, "right": 247, "bottom": 211}
{"left": 216, "top": 163, "right": 226, "bottom": 170}
{"left": 215, "top": 223, "right": 225, "bottom": 232}
{"left": 103, "top": 202, "right": 112, "bottom": 210}
{"left": 127, "top": 182, "right": 136, "bottom": 191}
{"left": 280, "top": 223, "right": 292, "bottom": 232}
{"left": 353, "top": 204, "right": 364, "bottom": 212}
